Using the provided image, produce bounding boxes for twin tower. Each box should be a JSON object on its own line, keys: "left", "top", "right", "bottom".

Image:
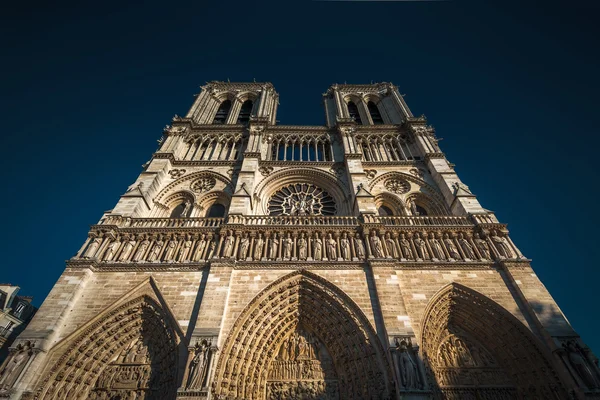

{"left": 1, "top": 81, "right": 598, "bottom": 400}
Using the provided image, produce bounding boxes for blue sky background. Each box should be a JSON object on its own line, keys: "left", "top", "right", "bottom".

{"left": 1, "top": 0, "right": 598, "bottom": 353}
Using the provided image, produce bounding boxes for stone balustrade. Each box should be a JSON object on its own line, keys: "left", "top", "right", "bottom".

{"left": 227, "top": 215, "right": 359, "bottom": 226}
{"left": 128, "top": 217, "right": 224, "bottom": 228}
{"left": 364, "top": 215, "right": 472, "bottom": 227}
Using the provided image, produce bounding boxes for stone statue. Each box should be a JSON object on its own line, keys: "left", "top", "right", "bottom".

{"left": 443, "top": 233, "right": 461, "bottom": 259}
{"left": 238, "top": 233, "right": 250, "bottom": 260}
{"left": 207, "top": 240, "right": 216, "bottom": 259}
{"left": 396, "top": 339, "right": 420, "bottom": 390}
{"left": 458, "top": 233, "right": 475, "bottom": 259}
{"left": 282, "top": 233, "right": 293, "bottom": 260}
{"left": 163, "top": 237, "right": 178, "bottom": 262}
{"left": 254, "top": 233, "right": 264, "bottom": 260}
{"left": 132, "top": 237, "right": 150, "bottom": 262}
{"left": 413, "top": 233, "right": 429, "bottom": 260}
{"left": 354, "top": 233, "right": 365, "bottom": 259}
{"left": 340, "top": 232, "right": 351, "bottom": 260}
{"left": 222, "top": 232, "right": 235, "bottom": 258}
{"left": 83, "top": 236, "right": 102, "bottom": 259}
{"left": 147, "top": 237, "right": 164, "bottom": 262}
{"left": 409, "top": 198, "right": 419, "bottom": 216}
{"left": 399, "top": 234, "right": 414, "bottom": 260}
{"left": 297, "top": 233, "right": 307, "bottom": 260}
{"left": 0, "top": 342, "right": 33, "bottom": 391}
{"left": 313, "top": 233, "right": 322, "bottom": 260}
{"left": 326, "top": 233, "right": 337, "bottom": 260}
{"left": 385, "top": 233, "right": 398, "bottom": 258}
{"left": 179, "top": 235, "right": 193, "bottom": 261}
{"left": 187, "top": 341, "right": 211, "bottom": 390}
{"left": 118, "top": 236, "right": 136, "bottom": 261}
{"left": 269, "top": 233, "right": 279, "bottom": 260}
{"left": 370, "top": 232, "right": 385, "bottom": 258}
{"left": 193, "top": 234, "right": 207, "bottom": 261}
{"left": 180, "top": 200, "right": 192, "bottom": 217}
{"left": 491, "top": 230, "right": 513, "bottom": 259}
{"left": 428, "top": 233, "right": 445, "bottom": 260}
{"left": 104, "top": 239, "right": 120, "bottom": 261}
{"left": 474, "top": 233, "right": 490, "bottom": 260}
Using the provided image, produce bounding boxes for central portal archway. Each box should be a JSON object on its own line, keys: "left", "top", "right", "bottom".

{"left": 212, "top": 271, "right": 393, "bottom": 400}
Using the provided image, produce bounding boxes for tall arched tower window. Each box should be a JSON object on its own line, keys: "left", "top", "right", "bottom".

{"left": 206, "top": 204, "right": 226, "bottom": 218}
{"left": 347, "top": 101, "right": 362, "bottom": 125}
{"left": 213, "top": 100, "right": 232, "bottom": 124}
{"left": 237, "top": 100, "right": 253, "bottom": 124}
{"left": 367, "top": 101, "right": 384, "bottom": 125}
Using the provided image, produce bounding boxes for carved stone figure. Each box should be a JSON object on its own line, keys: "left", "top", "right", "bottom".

{"left": 83, "top": 236, "right": 102, "bottom": 259}
{"left": 180, "top": 200, "right": 192, "bottom": 217}
{"left": 163, "top": 237, "right": 178, "bottom": 262}
{"left": 408, "top": 198, "right": 419, "bottom": 216}
{"left": 239, "top": 233, "right": 250, "bottom": 260}
{"left": 118, "top": 236, "right": 136, "bottom": 261}
{"left": 354, "top": 233, "right": 365, "bottom": 259}
{"left": 0, "top": 342, "right": 33, "bottom": 391}
{"left": 443, "top": 233, "right": 461, "bottom": 259}
{"left": 254, "top": 233, "right": 264, "bottom": 260}
{"left": 370, "top": 231, "right": 385, "bottom": 258}
{"left": 282, "top": 233, "right": 293, "bottom": 260}
{"left": 132, "top": 237, "right": 150, "bottom": 262}
{"left": 340, "top": 232, "right": 351, "bottom": 260}
{"left": 313, "top": 233, "right": 322, "bottom": 260}
{"left": 147, "top": 237, "right": 164, "bottom": 262}
{"left": 193, "top": 234, "right": 207, "bottom": 261}
{"left": 207, "top": 240, "right": 216, "bottom": 259}
{"left": 491, "top": 230, "right": 513, "bottom": 259}
{"left": 104, "top": 239, "right": 120, "bottom": 261}
{"left": 385, "top": 233, "right": 398, "bottom": 258}
{"left": 458, "top": 233, "right": 475, "bottom": 259}
{"left": 396, "top": 339, "right": 420, "bottom": 390}
{"left": 179, "top": 235, "right": 193, "bottom": 261}
{"left": 413, "top": 233, "right": 429, "bottom": 260}
{"left": 326, "top": 233, "right": 337, "bottom": 260}
{"left": 429, "top": 233, "right": 445, "bottom": 260}
{"left": 474, "top": 232, "right": 490, "bottom": 260}
{"left": 269, "top": 233, "right": 279, "bottom": 260}
{"left": 187, "top": 340, "right": 212, "bottom": 390}
{"left": 297, "top": 233, "right": 307, "bottom": 260}
{"left": 399, "top": 234, "right": 414, "bottom": 260}
{"left": 222, "top": 232, "right": 235, "bottom": 258}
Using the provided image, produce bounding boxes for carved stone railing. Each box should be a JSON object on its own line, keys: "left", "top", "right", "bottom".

{"left": 364, "top": 215, "right": 472, "bottom": 227}
{"left": 470, "top": 213, "right": 500, "bottom": 225}
{"left": 128, "top": 217, "right": 224, "bottom": 228}
{"left": 227, "top": 215, "right": 359, "bottom": 226}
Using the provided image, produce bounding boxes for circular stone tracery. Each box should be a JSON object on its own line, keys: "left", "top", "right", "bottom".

{"left": 384, "top": 178, "right": 410, "bottom": 194}
{"left": 268, "top": 183, "right": 336, "bottom": 216}
{"left": 190, "top": 177, "right": 216, "bottom": 193}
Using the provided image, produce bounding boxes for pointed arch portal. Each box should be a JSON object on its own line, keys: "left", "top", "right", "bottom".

{"left": 420, "top": 283, "right": 568, "bottom": 400}
{"left": 212, "top": 271, "right": 393, "bottom": 400}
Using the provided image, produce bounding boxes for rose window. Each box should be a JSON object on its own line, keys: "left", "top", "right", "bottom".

{"left": 384, "top": 178, "right": 410, "bottom": 194}
{"left": 268, "top": 184, "right": 336, "bottom": 216}
{"left": 191, "top": 177, "right": 216, "bottom": 193}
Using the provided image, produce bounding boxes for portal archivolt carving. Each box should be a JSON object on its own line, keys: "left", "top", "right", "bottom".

{"left": 420, "top": 283, "right": 568, "bottom": 399}
{"left": 35, "top": 294, "right": 180, "bottom": 400}
{"left": 212, "top": 271, "right": 393, "bottom": 400}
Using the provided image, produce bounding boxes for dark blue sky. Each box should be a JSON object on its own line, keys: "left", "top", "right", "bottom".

{"left": 1, "top": 0, "right": 598, "bottom": 353}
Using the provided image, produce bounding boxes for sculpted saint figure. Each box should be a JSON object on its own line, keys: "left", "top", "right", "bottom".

{"left": 385, "top": 233, "right": 398, "bottom": 258}
{"left": 429, "top": 233, "right": 445, "bottom": 260}
{"left": 254, "top": 233, "right": 264, "bottom": 260}
{"left": 409, "top": 198, "right": 419, "bottom": 216}
{"left": 83, "top": 236, "right": 102, "bottom": 259}
{"left": 222, "top": 232, "right": 235, "bottom": 258}
{"left": 187, "top": 341, "right": 211, "bottom": 390}
{"left": 148, "top": 237, "right": 164, "bottom": 262}
{"left": 283, "top": 233, "right": 293, "bottom": 260}
{"left": 179, "top": 235, "right": 193, "bottom": 261}
{"left": 193, "top": 234, "right": 207, "bottom": 261}
{"left": 207, "top": 241, "right": 216, "bottom": 259}
{"left": 326, "top": 233, "right": 337, "bottom": 260}
{"left": 443, "top": 233, "right": 461, "bottom": 259}
{"left": 354, "top": 233, "right": 365, "bottom": 259}
{"left": 340, "top": 232, "right": 351, "bottom": 260}
{"left": 238, "top": 233, "right": 250, "bottom": 260}
{"left": 164, "top": 236, "right": 178, "bottom": 262}
{"left": 118, "top": 236, "right": 136, "bottom": 261}
{"left": 133, "top": 237, "right": 150, "bottom": 262}
{"left": 399, "top": 234, "right": 414, "bottom": 260}
{"left": 396, "top": 339, "right": 420, "bottom": 390}
{"left": 474, "top": 233, "right": 490, "bottom": 260}
{"left": 180, "top": 199, "right": 192, "bottom": 217}
{"left": 269, "top": 233, "right": 279, "bottom": 260}
{"left": 413, "top": 233, "right": 429, "bottom": 260}
{"left": 491, "top": 230, "right": 513, "bottom": 259}
{"left": 0, "top": 342, "right": 33, "bottom": 391}
{"left": 104, "top": 238, "right": 120, "bottom": 261}
{"left": 297, "top": 233, "right": 307, "bottom": 260}
{"left": 457, "top": 233, "right": 475, "bottom": 259}
{"left": 370, "top": 231, "right": 385, "bottom": 258}
{"left": 313, "top": 233, "right": 322, "bottom": 260}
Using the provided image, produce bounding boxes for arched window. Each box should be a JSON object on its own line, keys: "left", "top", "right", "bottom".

{"left": 367, "top": 101, "right": 384, "bottom": 125}
{"left": 237, "top": 100, "right": 253, "bottom": 124}
{"left": 416, "top": 205, "right": 428, "bottom": 216}
{"left": 378, "top": 205, "right": 394, "bottom": 216}
{"left": 347, "top": 101, "right": 362, "bottom": 124}
{"left": 206, "top": 204, "right": 226, "bottom": 218}
{"left": 170, "top": 200, "right": 192, "bottom": 218}
{"left": 213, "top": 100, "right": 231, "bottom": 124}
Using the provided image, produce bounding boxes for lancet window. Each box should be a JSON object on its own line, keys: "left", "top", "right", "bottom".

{"left": 347, "top": 101, "right": 362, "bottom": 124}
{"left": 356, "top": 134, "right": 414, "bottom": 162}
{"left": 269, "top": 134, "right": 333, "bottom": 161}
{"left": 181, "top": 134, "right": 243, "bottom": 161}
{"left": 367, "top": 101, "right": 384, "bottom": 124}
{"left": 213, "top": 100, "right": 231, "bottom": 124}
{"left": 236, "top": 100, "right": 253, "bottom": 124}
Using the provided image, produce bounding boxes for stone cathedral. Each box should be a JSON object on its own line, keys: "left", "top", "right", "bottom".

{"left": 1, "top": 81, "right": 599, "bottom": 400}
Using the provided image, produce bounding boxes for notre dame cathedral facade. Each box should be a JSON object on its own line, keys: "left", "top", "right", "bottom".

{"left": 1, "top": 81, "right": 598, "bottom": 400}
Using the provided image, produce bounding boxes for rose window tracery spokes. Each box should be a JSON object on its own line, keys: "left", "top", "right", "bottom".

{"left": 191, "top": 177, "right": 216, "bottom": 193}
{"left": 269, "top": 184, "right": 336, "bottom": 216}
{"left": 384, "top": 178, "right": 410, "bottom": 194}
